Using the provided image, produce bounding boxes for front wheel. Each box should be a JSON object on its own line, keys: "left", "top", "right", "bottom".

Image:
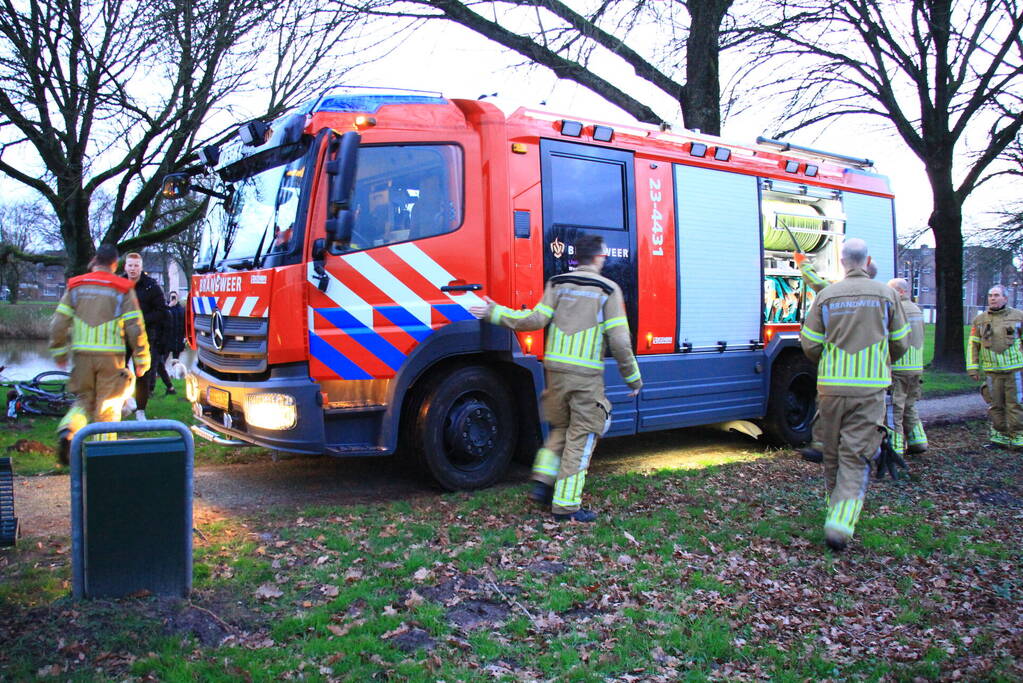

{"left": 762, "top": 353, "right": 817, "bottom": 446}
{"left": 413, "top": 366, "right": 516, "bottom": 491}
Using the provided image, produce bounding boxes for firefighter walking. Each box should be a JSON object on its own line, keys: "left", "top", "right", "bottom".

{"left": 967, "top": 285, "right": 1023, "bottom": 448}
{"left": 794, "top": 253, "right": 878, "bottom": 463}
{"left": 49, "top": 245, "right": 151, "bottom": 465}
{"left": 887, "top": 278, "right": 927, "bottom": 455}
{"left": 800, "top": 238, "right": 909, "bottom": 551}
{"left": 470, "top": 234, "right": 642, "bottom": 522}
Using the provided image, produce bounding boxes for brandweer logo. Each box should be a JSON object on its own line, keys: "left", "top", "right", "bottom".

{"left": 198, "top": 275, "right": 243, "bottom": 293}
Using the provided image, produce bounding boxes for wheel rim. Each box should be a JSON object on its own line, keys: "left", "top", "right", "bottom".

{"left": 442, "top": 393, "right": 499, "bottom": 471}
{"left": 785, "top": 373, "right": 816, "bottom": 432}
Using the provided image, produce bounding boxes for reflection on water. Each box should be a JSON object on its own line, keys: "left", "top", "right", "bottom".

{"left": 0, "top": 338, "right": 58, "bottom": 381}
{"left": 0, "top": 339, "right": 195, "bottom": 381}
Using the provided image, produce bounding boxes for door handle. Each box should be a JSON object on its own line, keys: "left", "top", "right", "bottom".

{"left": 441, "top": 283, "right": 483, "bottom": 292}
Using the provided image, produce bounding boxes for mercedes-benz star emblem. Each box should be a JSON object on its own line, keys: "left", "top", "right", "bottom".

{"left": 211, "top": 311, "right": 225, "bottom": 350}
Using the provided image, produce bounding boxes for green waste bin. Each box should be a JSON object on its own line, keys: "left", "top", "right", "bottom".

{"left": 71, "top": 420, "right": 194, "bottom": 599}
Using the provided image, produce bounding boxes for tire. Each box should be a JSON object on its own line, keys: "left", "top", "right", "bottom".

{"left": 19, "top": 395, "right": 71, "bottom": 417}
{"left": 412, "top": 366, "right": 516, "bottom": 491}
{"left": 31, "top": 371, "right": 71, "bottom": 394}
{"left": 762, "top": 353, "right": 817, "bottom": 446}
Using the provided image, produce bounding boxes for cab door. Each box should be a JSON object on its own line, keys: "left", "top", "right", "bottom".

{"left": 306, "top": 141, "right": 486, "bottom": 383}
{"left": 539, "top": 139, "right": 638, "bottom": 435}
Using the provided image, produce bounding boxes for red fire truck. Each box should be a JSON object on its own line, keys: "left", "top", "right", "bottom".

{"left": 164, "top": 87, "right": 897, "bottom": 490}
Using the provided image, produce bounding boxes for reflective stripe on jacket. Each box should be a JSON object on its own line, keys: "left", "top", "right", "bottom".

{"left": 892, "top": 299, "right": 925, "bottom": 374}
{"left": 968, "top": 307, "right": 1023, "bottom": 372}
{"left": 487, "top": 264, "right": 642, "bottom": 389}
{"left": 800, "top": 261, "right": 831, "bottom": 294}
{"left": 800, "top": 268, "right": 910, "bottom": 396}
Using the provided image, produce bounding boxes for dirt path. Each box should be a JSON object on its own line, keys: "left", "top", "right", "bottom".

{"left": 10, "top": 393, "right": 989, "bottom": 539}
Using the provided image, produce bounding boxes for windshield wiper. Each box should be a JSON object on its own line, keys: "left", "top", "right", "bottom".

{"left": 196, "top": 238, "right": 221, "bottom": 274}
{"left": 252, "top": 224, "right": 270, "bottom": 269}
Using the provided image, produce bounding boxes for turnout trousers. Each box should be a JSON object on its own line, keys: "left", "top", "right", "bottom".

{"left": 891, "top": 371, "right": 926, "bottom": 454}
{"left": 531, "top": 370, "right": 611, "bottom": 515}
{"left": 818, "top": 391, "right": 886, "bottom": 543}
{"left": 59, "top": 353, "right": 133, "bottom": 442}
{"left": 985, "top": 371, "right": 1023, "bottom": 446}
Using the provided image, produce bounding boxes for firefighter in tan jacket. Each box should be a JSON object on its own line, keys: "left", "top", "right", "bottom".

{"left": 800, "top": 239, "right": 910, "bottom": 551}
{"left": 49, "top": 245, "right": 151, "bottom": 464}
{"left": 794, "top": 252, "right": 877, "bottom": 463}
{"left": 887, "top": 278, "right": 927, "bottom": 455}
{"left": 471, "top": 234, "right": 642, "bottom": 522}
{"left": 967, "top": 285, "right": 1023, "bottom": 448}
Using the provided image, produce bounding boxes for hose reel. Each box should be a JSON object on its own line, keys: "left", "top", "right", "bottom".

{"left": 762, "top": 199, "right": 827, "bottom": 253}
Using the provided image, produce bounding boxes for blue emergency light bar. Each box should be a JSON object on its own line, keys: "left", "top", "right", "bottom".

{"left": 309, "top": 87, "right": 448, "bottom": 115}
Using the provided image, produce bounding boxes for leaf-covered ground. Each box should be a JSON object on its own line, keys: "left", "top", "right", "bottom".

{"left": 1, "top": 420, "right": 1020, "bottom": 681}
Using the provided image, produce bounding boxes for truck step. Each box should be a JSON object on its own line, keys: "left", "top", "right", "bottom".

{"left": 324, "top": 445, "right": 390, "bottom": 457}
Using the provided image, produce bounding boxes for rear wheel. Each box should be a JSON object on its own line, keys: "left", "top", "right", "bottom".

{"left": 412, "top": 366, "right": 516, "bottom": 491}
{"left": 31, "top": 371, "right": 71, "bottom": 394}
{"left": 762, "top": 353, "right": 817, "bottom": 446}
{"left": 19, "top": 395, "right": 71, "bottom": 417}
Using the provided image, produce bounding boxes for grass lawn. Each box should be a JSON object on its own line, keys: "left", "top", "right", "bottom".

{"left": 1, "top": 377, "right": 254, "bottom": 477}
{"left": 1, "top": 420, "right": 1019, "bottom": 681}
{"left": 921, "top": 323, "right": 977, "bottom": 398}
{"left": 0, "top": 302, "right": 58, "bottom": 339}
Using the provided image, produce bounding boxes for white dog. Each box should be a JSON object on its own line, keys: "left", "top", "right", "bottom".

{"left": 168, "top": 358, "right": 187, "bottom": 379}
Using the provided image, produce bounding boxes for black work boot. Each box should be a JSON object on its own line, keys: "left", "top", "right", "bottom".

{"left": 824, "top": 529, "right": 848, "bottom": 552}
{"left": 56, "top": 430, "right": 71, "bottom": 467}
{"left": 799, "top": 447, "right": 823, "bottom": 464}
{"left": 527, "top": 481, "right": 553, "bottom": 507}
{"left": 553, "top": 508, "right": 597, "bottom": 523}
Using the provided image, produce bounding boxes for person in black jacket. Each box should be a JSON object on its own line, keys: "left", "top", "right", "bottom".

{"left": 122, "top": 252, "right": 173, "bottom": 419}
{"left": 166, "top": 292, "right": 186, "bottom": 360}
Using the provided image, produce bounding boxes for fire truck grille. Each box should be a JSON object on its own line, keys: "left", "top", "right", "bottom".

{"left": 195, "top": 314, "right": 268, "bottom": 373}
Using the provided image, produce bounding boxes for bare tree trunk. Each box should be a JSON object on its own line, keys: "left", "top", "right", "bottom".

{"left": 59, "top": 189, "right": 97, "bottom": 279}
{"left": 927, "top": 163, "right": 965, "bottom": 371}
{"left": 681, "top": 0, "right": 730, "bottom": 135}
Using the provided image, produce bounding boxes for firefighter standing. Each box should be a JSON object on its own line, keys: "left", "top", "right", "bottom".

{"left": 470, "top": 234, "right": 642, "bottom": 522}
{"left": 967, "top": 285, "right": 1023, "bottom": 448}
{"left": 800, "top": 238, "right": 909, "bottom": 551}
{"left": 49, "top": 245, "right": 151, "bottom": 465}
{"left": 887, "top": 278, "right": 927, "bottom": 455}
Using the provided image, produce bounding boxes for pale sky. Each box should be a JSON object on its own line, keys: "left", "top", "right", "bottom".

{"left": 3, "top": 13, "right": 1015, "bottom": 249}
{"left": 353, "top": 19, "right": 1016, "bottom": 248}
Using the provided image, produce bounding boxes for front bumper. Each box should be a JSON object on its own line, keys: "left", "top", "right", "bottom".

{"left": 189, "top": 367, "right": 326, "bottom": 454}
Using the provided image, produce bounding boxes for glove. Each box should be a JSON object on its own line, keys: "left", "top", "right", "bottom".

{"left": 875, "top": 429, "right": 908, "bottom": 480}
{"left": 968, "top": 370, "right": 980, "bottom": 381}
{"left": 793, "top": 252, "right": 807, "bottom": 267}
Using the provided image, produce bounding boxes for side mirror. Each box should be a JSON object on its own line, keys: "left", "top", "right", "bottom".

{"left": 312, "top": 238, "right": 326, "bottom": 261}
{"left": 325, "top": 132, "right": 361, "bottom": 242}
{"left": 161, "top": 173, "right": 191, "bottom": 199}
{"left": 327, "top": 211, "right": 354, "bottom": 247}
{"left": 239, "top": 120, "right": 270, "bottom": 147}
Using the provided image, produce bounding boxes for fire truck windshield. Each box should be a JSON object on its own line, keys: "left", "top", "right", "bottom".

{"left": 197, "top": 139, "right": 310, "bottom": 270}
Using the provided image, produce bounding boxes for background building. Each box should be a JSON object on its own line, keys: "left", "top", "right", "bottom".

{"left": 899, "top": 245, "right": 1021, "bottom": 322}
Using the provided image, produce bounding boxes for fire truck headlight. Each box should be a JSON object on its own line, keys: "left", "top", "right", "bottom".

{"left": 244, "top": 393, "right": 297, "bottom": 431}
{"left": 185, "top": 374, "right": 200, "bottom": 403}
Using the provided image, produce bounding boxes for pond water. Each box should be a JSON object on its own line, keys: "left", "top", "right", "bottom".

{"left": 0, "top": 338, "right": 59, "bottom": 381}
{"left": 0, "top": 339, "right": 195, "bottom": 381}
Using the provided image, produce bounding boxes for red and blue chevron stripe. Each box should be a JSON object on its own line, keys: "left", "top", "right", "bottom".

{"left": 307, "top": 244, "right": 483, "bottom": 381}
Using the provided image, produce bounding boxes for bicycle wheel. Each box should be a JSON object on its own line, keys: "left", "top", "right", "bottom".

{"left": 19, "top": 395, "right": 71, "bottom": 417}
{"left": 31, "top": 371, "right": 71, "bottom": 394}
